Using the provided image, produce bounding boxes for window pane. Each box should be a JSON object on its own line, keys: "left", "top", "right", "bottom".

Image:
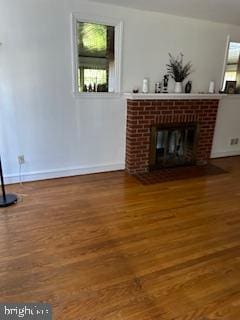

{"left": 77, "top": 21, "right": 115, "bottom": 93}
{"left": 223, "top": 41, "right": 240, "bottom": 91}
{"left": 223, "top": 71, "right": 237, "bottom": 91}
{"left": 78, "top": 22, "right": 107, "bottom": 57}
{"left": 82, "top": 69, "right": 107, "bottom": 92}
{"left": 227, "top": 42, "right": 240, "bottom": 65}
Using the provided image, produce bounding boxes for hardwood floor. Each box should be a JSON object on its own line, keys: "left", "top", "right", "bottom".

{"left": 1, "top": 157, "right": 240, "bottom": 320}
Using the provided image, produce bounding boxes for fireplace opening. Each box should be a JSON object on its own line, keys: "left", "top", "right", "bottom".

{"left": 149, "top": 122, "right": 199, "bottom": 169}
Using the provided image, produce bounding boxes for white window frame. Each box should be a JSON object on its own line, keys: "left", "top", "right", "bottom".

{"left": 71, "top": 12, "right": 123, "bottom": 98}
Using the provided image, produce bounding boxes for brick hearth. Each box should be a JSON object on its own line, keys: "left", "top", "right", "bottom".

{"left": 126, "top": 99, "right": 220, "bottom": 174}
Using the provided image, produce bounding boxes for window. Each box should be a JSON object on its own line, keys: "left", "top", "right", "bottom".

{"left": 72, "top": 14, "right": 122, "bottom": 95}
{"left": 222, "top": 41, "right": 240, "bottom": 92}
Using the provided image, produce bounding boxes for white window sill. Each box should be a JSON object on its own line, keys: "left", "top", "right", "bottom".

{"left": 73, "top": 92, "right": 122, "bottom": 99}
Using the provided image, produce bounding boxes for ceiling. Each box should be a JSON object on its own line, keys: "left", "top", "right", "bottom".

{"left": 90, "top": 0, "right": 240, "bottom": 26}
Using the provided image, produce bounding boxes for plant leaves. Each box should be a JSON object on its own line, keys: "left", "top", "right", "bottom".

{"left": 166, "top": 53, "right": 193, "bottom": 82}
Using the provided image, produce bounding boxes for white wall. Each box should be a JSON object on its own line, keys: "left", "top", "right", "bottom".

{"left": 0, "top": 0, "right": 240, "bottom": 183}
{"left": 212, "top": 96, "right": 240, "bottom": 158}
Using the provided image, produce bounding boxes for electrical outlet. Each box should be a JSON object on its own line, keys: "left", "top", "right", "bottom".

{"left": 230, "top": 138, "right": 239, "bottom": 146}
{"left": 18, "top": 155, "right": 25, "bottom": 165}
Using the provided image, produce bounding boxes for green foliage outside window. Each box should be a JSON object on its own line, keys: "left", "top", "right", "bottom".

{"left": 77, "top": 21, "right": 114, "bottom": 92}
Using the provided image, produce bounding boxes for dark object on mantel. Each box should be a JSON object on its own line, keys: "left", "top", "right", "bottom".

{"left": 162, "top": 75, "right": 169, "bottom": 93}
{"left": 155, "top": 82, "right": 162, "bottom": 93}
{"left": 185, "top": 81, "right": 192, "bottom": 93}
{"left": 224, "top": 80, "right": 237, "bottom": 94}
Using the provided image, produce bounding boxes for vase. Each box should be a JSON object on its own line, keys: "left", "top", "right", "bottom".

{"left": 185, "top": 81, "right": 192, "bottom": 93}
{"left": 174, "top": 82, "right": 183, "bottom": 93}
{"left": 142, "top": 78, "right": 149, "bottom": 93}
{"left": 208, "top": 81, "right": 215, "bottom": 93}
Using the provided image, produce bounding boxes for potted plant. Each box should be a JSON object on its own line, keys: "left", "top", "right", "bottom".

{"left": 167, "top": 53, "right": 193, "bottom": 93}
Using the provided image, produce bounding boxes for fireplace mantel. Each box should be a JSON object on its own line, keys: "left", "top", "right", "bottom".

{"left": 124, "top": 93, "right": 225, "bottom": 100}
{"left": 126, "top": 97, "right": 221, "bottom": 174}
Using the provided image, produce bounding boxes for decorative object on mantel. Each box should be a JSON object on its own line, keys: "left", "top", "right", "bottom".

{"left": 162, "top": 75, "right": 169, "bottom": 93}
{"left": 224, "top": 81, "right": 237, "bottom": 94}
{"left": 155, "top": 82, "right": 162, "bottom": 93}
{"left": 185, "top": 81, "right": 192, "bottom": 93}
{"left": 167, "top": 53, "right": 193, "bottom": 93}
{"left": 142, "top": 78, "right": 149, "bottom": 93}
{"left": 132, "top": 86, "right": 139, "bottom": 94}
{"left": 208, "top": 81, "right": 215, "bottom": 93}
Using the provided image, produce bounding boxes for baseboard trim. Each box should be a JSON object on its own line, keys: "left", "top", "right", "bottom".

{"left": 5, "top": 151, "right": 240, "bottom": 184}
{"left": 211, "top": 150, "right": 240, "bottom": 159}
{"left": 4, "top": 163, "right": 125, "bottom": 185}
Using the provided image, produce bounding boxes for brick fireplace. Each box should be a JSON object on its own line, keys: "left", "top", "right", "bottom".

{"left": 126, "top": 95, "right": 221, "bottom": 174}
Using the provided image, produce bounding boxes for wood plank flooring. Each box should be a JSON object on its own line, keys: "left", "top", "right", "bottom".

{"left": 1, "top": 157, "right": 240, "bottom": 320}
